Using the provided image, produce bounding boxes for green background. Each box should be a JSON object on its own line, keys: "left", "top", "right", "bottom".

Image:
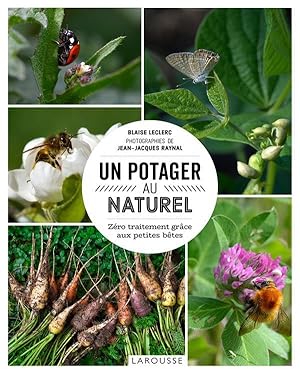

{"left": 8, "top": 107, "right": 141, "bottom": 170}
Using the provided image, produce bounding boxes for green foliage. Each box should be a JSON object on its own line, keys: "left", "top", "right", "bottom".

{"left": 81, "top": 339, "right": 125, "bottom": 365}
{"left": 188, "top": 198, "right": 291, "bottom": 365}
{"left": 31, "top": 8, "right": 64, "bottom": 102}
{"left": 145, "top": 89, "right": 210, "bottom": 120}
{"left": 239, "top": 208, "right": 278, "bottom": 248}
{"left": 169, "top": 324, "right": 185, "bottom": 354}
{"left": 86, "top": 36, "right": 126, "bottom": 68}
{"left": 144, "top": 8, "right": 291, "bottom": 194}
{"left": 259, "top": 325, "right": 289, "bottom": 360}
{"left": 196, "top": 9, "right": 281, "bottom": 109}
{"left": 188, "top": 334, "right": 217, "bottom": 363}
{"left": 133, "top": 311, "right": 158, "bottom": 330}
{"left": 8, "top": 28, "right": 30, "bottom": 80}
{"left": 189, "top": 297, "right": 231, "bottom": 329}
{"left": 49, "top": 174, "right": 85, "bottom": 223}
{"left": 8, "top": 226, "right": 109, "bottom": 284}
{"left": 222, "top": 311, "right": 269, "bottom": 365}
{"left": 8, "top": 8, "right": 48, "bottom": 28}
{"left": 212, "top": 215, "right": 240, "bottom": 249}
{"left": 8, "top": 8, "right": 47, "bottom": 80}
{"left": 206, "top": 72, "right": 229, "bottom": 117}
{"left": 263, "top": 9, "right": 291, "bottom": 77}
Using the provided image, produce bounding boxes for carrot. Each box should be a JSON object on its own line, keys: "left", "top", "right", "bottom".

{"left": 127, "top": 277, "right": 151, "bottom": 317}
{"left": 9, "top": 273, "right": 25, "bottom": 303}
{"left": 161, "top": 268, "right": 177, "bottom": 307}
{"left": 93, "top": 302, "right": 118, "bottom": 348}
{"left": 48, "top": 247, "right": 58, "bottom": 303}
{"left": 51, "top": 250, "right": 101, "bottom": 315}
{"left": 71, "top": 285, "right": 118, "bottom": 331}
{"left": 77, "top": 310, "right": 118, "bottom": 347}
{"left": 49, "top": 280, "right": 101, "bottom": 335}
{"left": 49, "top": 274, "right": 59, "bottom": 304}
{"left": 177, "top": 277, "right": 185, "bottom": 306}
{"left": 28, "top": 227, "right": 53, "bottom": 311}
{"left": 57, "top": 233, "right": 77, "bottom": 293}
{"left": 57, "top": 271, "right": 69, "bottom": 294}
{"left": 72, "top": 295, "right": 90, "bottom": 314}
{"left": 117, "top": 278, "right": 133, "bottom": 326}
{"left": 135, "top": 253, "right": 162, "bottom": 302}
{"left": 146, "top": 255, "right": 159, "bottom": 281}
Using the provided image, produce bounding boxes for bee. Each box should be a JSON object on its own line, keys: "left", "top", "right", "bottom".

{"left": 23, "top": 132, "right": 73, "bottom": 170}
{"left": 239, "top": 279, "right": 290, "bottom": 336}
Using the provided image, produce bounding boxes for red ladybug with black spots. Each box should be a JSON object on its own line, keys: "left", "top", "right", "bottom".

{"left": 57, "top": 28, "right": 80, "bottom": 66}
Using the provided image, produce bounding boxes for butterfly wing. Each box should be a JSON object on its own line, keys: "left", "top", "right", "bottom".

{"left": 239, "top": 305, "right": 263, "bottom": 336}
{"left": 166, "top": 52, "right": 198, "bottom": 79}
{"left": 272, "top": 307, "right": 291, "bottom": 336}
{"left": 192, "top": 49, "right": 220, "bottom": 77}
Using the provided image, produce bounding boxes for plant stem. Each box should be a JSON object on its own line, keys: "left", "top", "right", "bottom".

{"left": 268, "top": 79, "right": 291, "bottom": 114}
{"left": 228, "top": 122, "right": 259, "bottom": 151}
{"left": 242, "top": 178, "right": 263, "bottom": 195}
{"left": 265, "top": 161, "right": 277, "bottom": 194}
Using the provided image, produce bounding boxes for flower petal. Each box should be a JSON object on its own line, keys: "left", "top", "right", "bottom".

{"left": 104, "top": 123, "right": 121, "bottom": 136}
{"left": 30, "top": 162, "right": 64, "bottom": 203}
{"left": 77, "top": 127, "right": 101, "bottom": 151}
{"left": 22, "top": 137, "right": 45, "bottom": 166}
{"left": 61, "top": 138, "right": 91, "bottom": 177}
{"left": 8, "top": 169, "right": 38, "bottom": 202}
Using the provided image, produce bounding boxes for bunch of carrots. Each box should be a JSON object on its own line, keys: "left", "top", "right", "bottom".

{"left": 8, "top": 227, "right": 185, "bottom": 365}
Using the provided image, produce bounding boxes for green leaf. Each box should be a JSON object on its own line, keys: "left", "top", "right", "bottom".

{"left": 8, "top": 8, "right": 48, "bottom": 28}
{"left": 263, "top": 9, "right": 291, "bottom": 77}
{"left": 50, "top": 174, "right": 85, "bottom": 222}
{"left": 222, "top": 311, "right": 269, "bottom": 365}
{"left": 195, "top": 9, "right": 282, "bottom": 109}
{"left": 213, "top": 200, "right": 242, "bottom": 226}
{"left": 189, "top": 296, "right": 231, "bottom": 329}
{"left": 240, "top": 208, "right": 278, "bottom": 248}
{"left": 31, "top": 8, "right": 64, "bottom": 103}
{"left": 50, "top": 57, "right": 140, "bottom": 104}
{"left": 206, "top": 71, "right": 229, "bottom": 116}
{"left": 144, "top": 88, "right": 210, "bottom": 120}
{"left": 86, "top": 36, "right": 126, "bottom": 69}
{"left": 184, "top": 120, "right": 223, "bottom": 139}
{"left": 8, "top": 29, "right": 29, "bottom": 80}
{"left": 259, "top": 325, "right": 289, "bottom": 360}
{"left": 260, "top": 239, "right": 291, "bottom": 264}
{"left": 189, "top": 219, "right": 220, "bottom": 266}
{"left": 188, "top": 220, "right": 221, "bottom": 297}
{"left": 212, "top": 215, "right": 240, "bottom": 249}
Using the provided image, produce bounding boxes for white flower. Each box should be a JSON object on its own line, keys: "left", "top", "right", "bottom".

{"left": 77, "top": 123, "right": 121, "bottom": 151}
{"left": 8, "top": 125, "right": 120, "bottom": 204}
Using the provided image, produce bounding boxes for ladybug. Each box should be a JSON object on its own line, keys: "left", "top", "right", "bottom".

{"left": 57, "top": 28, "right": 80, "bottom": 66}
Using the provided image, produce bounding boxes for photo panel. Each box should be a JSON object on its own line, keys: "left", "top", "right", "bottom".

{"left": 8, "top": 107, "right": 141, "bottom": 223}
{"left": 8, "top": 8, "right": 141, "bottom": 104}
{"left": 8, "top": 225, "right": 185, "bottom": 365}
{"left": 188, "top": 197, "right": 291, "bottom": 365}
{"left": 144, "top": 8, "right": 291, "bottom": 195}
